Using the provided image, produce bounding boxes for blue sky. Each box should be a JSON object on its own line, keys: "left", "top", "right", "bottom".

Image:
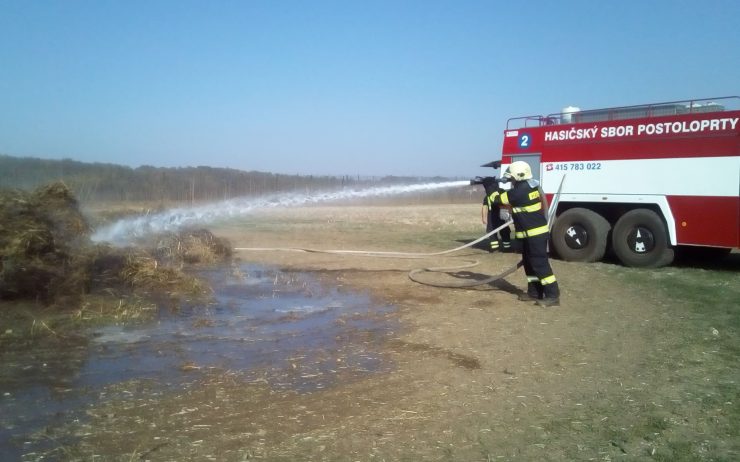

{"left": 0, "top": 0, "right": 738, "bottom": 177}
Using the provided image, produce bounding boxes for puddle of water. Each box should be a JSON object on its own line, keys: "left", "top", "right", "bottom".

{"left": 0, "top": 263, "right": 397, "bottom": 460}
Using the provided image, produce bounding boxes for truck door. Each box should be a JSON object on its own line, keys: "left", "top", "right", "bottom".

{"left": 509, "top": 154, "right": 542, "bottom": 182}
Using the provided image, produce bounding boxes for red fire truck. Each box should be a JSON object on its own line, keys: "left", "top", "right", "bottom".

{"left": 500, "top": 96, "right": 739, "bottom": 267}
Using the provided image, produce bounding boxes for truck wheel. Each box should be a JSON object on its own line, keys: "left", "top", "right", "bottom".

{"left": 612, "top": 209, "right": 674, "bottom": 267}
{"left": 551, "top": 208, "right": 611, "bottom": 262}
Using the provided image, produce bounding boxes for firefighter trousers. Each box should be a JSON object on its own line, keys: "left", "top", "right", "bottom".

{"left": 521, "top": 234, "right": 560, "bottom": 299}
{"left": 487, "top": 208, "right": 511, "bottom": 251}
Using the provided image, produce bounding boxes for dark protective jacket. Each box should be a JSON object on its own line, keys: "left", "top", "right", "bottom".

{"left": 487, "top": 180, "right": 547, "bottom": 239}
{"left": 483, "top": 193, "right": 502, "bottom": 208}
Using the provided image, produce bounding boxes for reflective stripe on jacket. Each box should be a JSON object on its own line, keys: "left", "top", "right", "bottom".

{"left": 488, "top": 181, "right": 547, "bottom": 239}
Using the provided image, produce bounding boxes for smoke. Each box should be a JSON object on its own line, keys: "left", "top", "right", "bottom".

{"left": 92, "top": 180, "right": 470, "bottom": 245}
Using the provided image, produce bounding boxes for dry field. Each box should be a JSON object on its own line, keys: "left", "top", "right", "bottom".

{"left": 24, "top": 204, "right": 740, "bottom": 461}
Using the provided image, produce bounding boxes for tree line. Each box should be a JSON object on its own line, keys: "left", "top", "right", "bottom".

{"left": 0, "top": 154, "right": 477, "bottom": 204}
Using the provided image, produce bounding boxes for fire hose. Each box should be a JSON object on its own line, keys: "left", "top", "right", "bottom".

{"left": 234, "top": 221, "right": 515, "bottom": 288}
{"left": 408, "top": 175, "right": 565, "bottom": 287}
{"left": 235, "top": 176, "right": 565, "bottom": 289}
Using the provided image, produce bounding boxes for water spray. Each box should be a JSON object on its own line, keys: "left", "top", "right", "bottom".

{"left": 93, "top": 175, "right": 566, "bottom": 289}
{"left": 92, "top": 180, "right": 470, "bottom": 245}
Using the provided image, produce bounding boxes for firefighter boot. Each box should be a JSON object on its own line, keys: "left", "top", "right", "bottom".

{"left": 536, "top": 282, "right": 560, "bottom": 307}
{"left": 517, "top": 282, "right": 542, "bottom": 302}
{"left": 501, "top": 241, "right": 512, "bottom": 253}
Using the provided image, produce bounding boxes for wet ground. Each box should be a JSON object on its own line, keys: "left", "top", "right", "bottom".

{"left": 0, "top": 263, "right": 397, "bottom": 460}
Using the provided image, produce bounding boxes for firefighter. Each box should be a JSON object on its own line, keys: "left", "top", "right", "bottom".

{"left": 482, "top": 161, "right": 560, "bottom": 307}
{"left": 481, "top": 190, "right": 512, "bottom": 252}
{"left": 478, "top": 160, "right": 511, "bottom": 252}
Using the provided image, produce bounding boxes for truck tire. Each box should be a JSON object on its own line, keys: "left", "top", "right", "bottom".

{"left": 612, "top": 209, "right": 674, "bottom": 267}
{"left": 551, "top": 208, "right": 611, "bottom": 262}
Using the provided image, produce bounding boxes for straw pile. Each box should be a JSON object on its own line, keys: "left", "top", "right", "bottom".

{"left": 0, "top": 182, "right": 231, "bottom": 306}
{"left": 0, "top": 182, "right": 92, "bottom": 303}
{"left": 152, "top": 228, "right": 233, "bottom": 265}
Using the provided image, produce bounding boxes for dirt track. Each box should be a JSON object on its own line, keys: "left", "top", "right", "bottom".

{"left": 31, "top": 204, "right": 739, "bottom": 460}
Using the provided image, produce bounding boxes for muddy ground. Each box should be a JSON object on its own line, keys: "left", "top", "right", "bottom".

{"left": 6, "top": 204, "right": 740, "bottom": 461}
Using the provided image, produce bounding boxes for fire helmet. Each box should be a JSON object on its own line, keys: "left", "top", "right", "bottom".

{"left": 504, "top": 161, "right": 533, "bottom": 181}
